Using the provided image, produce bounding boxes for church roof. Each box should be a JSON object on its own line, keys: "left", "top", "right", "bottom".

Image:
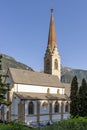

{"left": 48, "top": 9, "right": 57, "bottom": 52}
{"left": 14, "top": 92, "right": 69, "bottom": 100}
{"left": 8, "top": 68, "right": 63, "bottom": 87}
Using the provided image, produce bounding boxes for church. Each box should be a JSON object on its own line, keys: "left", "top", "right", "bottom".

{"left": 4, "top": 9, "right": 70, "bottom": 124}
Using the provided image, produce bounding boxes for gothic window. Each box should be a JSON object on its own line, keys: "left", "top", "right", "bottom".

{"left": 57, "top": 89, "right": 60, "bottom": 94}
{"left": 28, "top": 101, "right": 34, "bottom": 114}
{"left": 65, "top": 102, "right": 69, "bottom": 113}
{"left": 47, "top": 88, "right": 50, "bottom": 94}
{"left": 46, "top": 59, "right": 50, "bottom": 72}
{"left": 54, "top": 59, "right": 58, "bottom": 70}
{"left": 42, "top": 101, "right": 48, "bottom": 110}
{"left": 54, "top": 101, "right": 59, "bottom": 113}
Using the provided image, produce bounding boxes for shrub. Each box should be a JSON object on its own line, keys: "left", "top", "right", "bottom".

{"left": 1, "top": 117, "right": 87, "bottom": 130}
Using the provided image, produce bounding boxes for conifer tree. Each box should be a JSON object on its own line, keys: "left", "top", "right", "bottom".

{"left": 70, "top": 76, "right": 78, "bottom": 117}
{"left": 78, "top": 78, "right": 87, "bottom": 116}
{"left": 0, "top": 55, "right": 10, "bottom": 105}
{"left": 0, "top": 55, "right": 10, "bottom": 122}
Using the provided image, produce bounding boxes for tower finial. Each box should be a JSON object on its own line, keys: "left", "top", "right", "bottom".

{"left": 51, "top": 8, "right": 54, "bottom": 14}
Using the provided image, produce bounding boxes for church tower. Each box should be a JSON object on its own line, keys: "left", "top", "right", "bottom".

{"left": 44, "top": 9, "right": 61, "bottom": 80}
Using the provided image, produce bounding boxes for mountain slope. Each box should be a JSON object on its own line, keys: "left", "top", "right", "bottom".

{"left": 61, "top": 66, "right": 87, "bottom": 84}
{"left": 1, "top": 54, "right": 87, "bottom": 84}
{"left": 1, "top": 54, "right": 33, "bottom": 76}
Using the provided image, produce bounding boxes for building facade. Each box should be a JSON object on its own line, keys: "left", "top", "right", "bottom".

{"left": 3, "top": 9, "right": 70, "bottom": 124}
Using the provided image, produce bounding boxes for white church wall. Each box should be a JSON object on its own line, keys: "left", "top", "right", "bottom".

{"left": 62, "top": 89, "right": 65, "bottom": 94}
{"left": 25, "top": 116, "right": 37, "bottom": 124}
{"left": 11, "top": 95, "right": 20, "bottom": 121}
{"left": 63, "top": 113, "right": 70, "bottom": 119}
{"left": 40, "top": 115, "right": 49, "bottom": 122}
{"left": 17, "top": 84, "right": 65, "bottom": 94}
{"left": 52, "top": 114, "right": 61, "bottom": 121}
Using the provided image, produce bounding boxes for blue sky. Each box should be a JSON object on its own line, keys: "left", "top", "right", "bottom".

{"left": 0, "top": 0, "right": 87, "bottom": 71}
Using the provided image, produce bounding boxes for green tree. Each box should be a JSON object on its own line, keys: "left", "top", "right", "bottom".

{"left": 70, "top": 76, "right": 79, "bottom": 117}
{"left": 78, "top": 78, "right": 87, "bottom": 116}
{"left": 0, "top": 55, "right": 10, "bottom": 122}
{"left": 0, "top": 55, "right": 10, "bottom": 105}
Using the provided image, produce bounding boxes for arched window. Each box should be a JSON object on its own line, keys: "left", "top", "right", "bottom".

{"left": 47, "top": 88, "right": 50, "bottom": 94}
{"left": 28, "top": 101, "right": 34, "bottom": 114}
{"left": 65, "top": 102, "right": 69, "bottom": 113}
{"left": 54, "top": 101, "right": 59, "bottom": 113}
{"left": 57, "top": 89, "right": 60, "bottom": 94}
{"left": 46, "top": 59, "right": 50, "bottom": 73}
{"left": 54, "top": 59, "right": 58, "bottom": 70}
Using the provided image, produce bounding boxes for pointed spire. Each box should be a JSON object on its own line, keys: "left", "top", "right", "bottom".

{"left": 48, "top": 9, "right": 57, "bottom": 52}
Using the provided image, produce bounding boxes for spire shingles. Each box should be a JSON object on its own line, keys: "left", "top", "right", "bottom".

{"left": 48, "top": 9, "right": 56, "bottom": 52}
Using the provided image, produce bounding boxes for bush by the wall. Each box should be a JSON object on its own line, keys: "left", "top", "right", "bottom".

{"left": 1, "top": 117, "right": 87, "bottom": 130}
{"left": 41, "top": 117, "right": 87, "bottom": 130}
